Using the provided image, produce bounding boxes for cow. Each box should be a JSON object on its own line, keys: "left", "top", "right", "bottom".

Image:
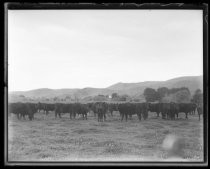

{"left": 189, "top": 103, "right": 197, "bottom": 115}
{"left": 37, "top": 103, "right": 55, "bottom": 115}
{"left": 9, "top": 102, "right": 21, "bottom": 119}
{"left": 93, "top": 102, "right": 108, "bottom": 122}
{"left": 135, "top": 103, "right": 149, "bottom": 121}
{"left": 87, "top": 102, "right": 98, "bottom": 117}
{"left": 118, "top": 103, "right": 136, "bottom": 122}
{"left": 178, "top": 103, "right": 192, "bottom": 119}
{"left": 54, "top": 103, "right": 63, "bottom": 118}
{"left": 148, "top": 103, "right": 161, "bottom": 117}
{"left": 9, "top": 102, "right": 38, "bottom": 120}
{"left": 107, "top": 103, "right": 118, "bottom": 116}
{"left": 168, "top": 102, "right": 179, "bottom": 120}
{"left": 69, "top": 103, "right": 77, "bottom": 119}
{"left": 77, "top": 103, "right": 89, "bottom": 120}
{"left": 160, "top": 103, "right": 171, "bottom": 120}
{"left": 54, "top": 103, "right": 74, "bottom": 119}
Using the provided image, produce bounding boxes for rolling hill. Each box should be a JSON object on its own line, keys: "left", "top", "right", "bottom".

{"left": 9, "top": 75, "right": 203, "bottom": 102}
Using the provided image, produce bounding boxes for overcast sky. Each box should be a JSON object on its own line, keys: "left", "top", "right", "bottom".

{"left": 8, "top": 10, "right": 203, "bottom": 91}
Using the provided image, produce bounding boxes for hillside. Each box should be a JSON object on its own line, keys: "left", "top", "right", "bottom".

{"left": 9, "top": 75, "right": 203, "bottom": 102}
{"left": 107, "top": 75, "right": 203, "bottom": 95}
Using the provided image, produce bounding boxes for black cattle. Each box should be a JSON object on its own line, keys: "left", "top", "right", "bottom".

{"left": 37, "top": 103, "right": 55, "bottom": 115}
{"left": 93, "top": 102, "right": 108, "bottom": 122}
{"left": 148, "top": 103, "right": 161, "bottom": 117}
{"left": 9, "top": 102, "right": 21, "bottom": 119}
{"left": 107, "top": 103, "right": 118, "bottom": 116}
{"left": 87, "top": 102, "right": 97, "bottom": 117}
{"left": 159, "top": 103, "right": 171, "bottom": 120}
{"left": 27, "top": 103, "right": 39, "bottom": 120}
{"left": 135, "top": 103, "right": 149, "bottom": 121}
{"left": 45, "top": 103, "right": 55, "bottom": 114}
{"left": 9, "top": 102, "right": 38, "bottom": 120}
{"left": 178, "top": 103, "right": 192, "bottom": 119}
{"left": 189, "top": 103, "right": 197, "bottom": 115}
{"left": 69, "top": 103, "right": 77, "bottom": 119}
{"left": 54, "top": 103, "right": 63, "bottom": 118}
{"left": 169, "top": 102, "right": 179, "bottom": 120}
{"left": 118, "top": 103, "right": 136, "bottom": 122}
{"left": 75, "top": 103, "right": 89, "bottom": 120}
{"left": 54, "top": 103, "right": 73, "bottom": 119}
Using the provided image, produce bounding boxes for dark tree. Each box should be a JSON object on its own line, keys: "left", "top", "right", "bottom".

{"left": 173, "top": 89, "right": 191, "bottom": 103}
{"left": 191, "top": 89, "right": 203, "bottom": 104}
{"left": 143, "top": 88, "right": 158, "bottom": 102}
{"left": 157, "top": 87, "right": 169, "bottom": 102}
{"left": 168, "top": 87, "right": 191, "bottom": 95}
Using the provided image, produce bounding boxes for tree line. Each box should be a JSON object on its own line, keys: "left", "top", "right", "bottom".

{"left": 143, "top": 87, "right": 203, "bottom": 104}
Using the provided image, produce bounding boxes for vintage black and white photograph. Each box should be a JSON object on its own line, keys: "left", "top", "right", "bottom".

{"left": 6, "top": 4, "right": 206, "bottom": 165}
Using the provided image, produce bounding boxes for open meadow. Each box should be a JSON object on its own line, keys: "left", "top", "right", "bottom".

{"left": 8, "top": 111, "right": 204, "bottom": 162}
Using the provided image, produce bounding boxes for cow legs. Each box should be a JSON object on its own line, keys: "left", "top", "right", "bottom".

{"left": 98, "top": 113, "right": 100, "bottom": 122}
{"left": 29, "top": 114, "right": 32, "bottom": 121}
{"left": 16, "top": 113, "right": 20, "bottom": 119}
{"left": 46, "top": 111, "right": 49, "bottom": 115}
{"left": 22, "top": 114, "right": 26, "bottom": 120}
{"left": 125, "top": 114, "right": 128, "bottom": 122}
{"left": 121, "top": 113, "right": 124, "bottom": 122}
{"left": 157, "top": 112, "right": 160, "bottom": 117}
{"left": 138, "top": 113, "right": 141, "bottom": 121}
{"left": 185, "top": 112, "right": 188, "bottom": 119}
{"left": 162, "top": 112, "right": 166, "bottom": 119}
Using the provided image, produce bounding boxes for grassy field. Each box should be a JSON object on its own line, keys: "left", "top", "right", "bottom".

{"left": 8, "top": 111, "right": 204, "bottom": 162}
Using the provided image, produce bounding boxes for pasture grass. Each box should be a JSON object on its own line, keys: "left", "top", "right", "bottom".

{"left": 8, "top": 111, "right": 203, "bottom": 161}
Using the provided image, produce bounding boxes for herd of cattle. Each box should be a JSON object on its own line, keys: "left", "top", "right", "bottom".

{"left": 8, "top": 102, "right": 203, "bottom": 122}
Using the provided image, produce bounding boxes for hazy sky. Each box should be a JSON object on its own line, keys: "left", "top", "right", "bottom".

{"left": 8, "top": 10, "right": 203, "bottom": 91}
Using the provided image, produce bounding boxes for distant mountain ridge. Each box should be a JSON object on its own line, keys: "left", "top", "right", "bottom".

{"left": 9, "top": 75, "right": 203, "bottom": 101}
